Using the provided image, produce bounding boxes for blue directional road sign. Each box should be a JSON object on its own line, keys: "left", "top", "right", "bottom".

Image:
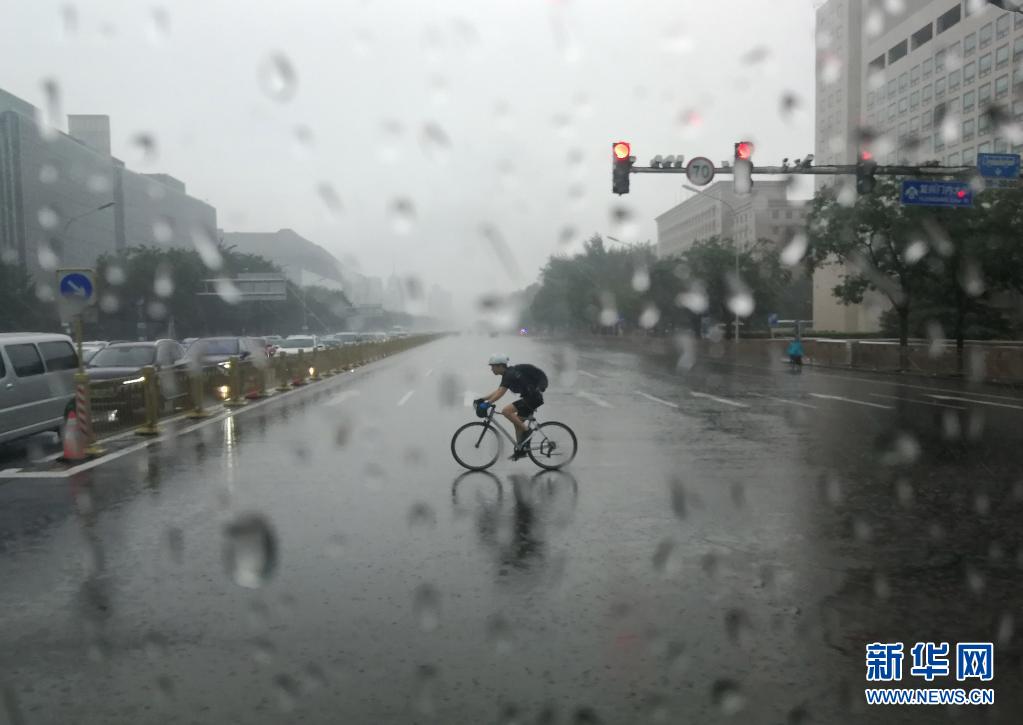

{"left": 58, "top": 271, "right": 94, "bottom": 302}
{"left": 900, "top": 180, "right": 973, "bottom": 208}
{"left": 977, "top": 152, "right": 1020, "bottom": 179}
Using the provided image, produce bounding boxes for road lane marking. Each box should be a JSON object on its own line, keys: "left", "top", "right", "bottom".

{"left": 748, "top": 392, "right": 817, "bottom": 409}
{"left": 576, "top": 391, "right": 613, "bottom": 408}
{"left": 0, "top": 468, "right": 22, "bottom": 475}
{"left": 809, "top": 393, "right": 892, "bottom": 410}
{"left": 869, "top": 393, "right": 965, "bottom": 410}
{"left": 925, "top": 394, "right": 1023, "bottom": 411}
{"left": 397, "top": 390, "right": 415, "bottom": 407}
{"left": 578, "top": 370, "right": 599, "bottom": 379}
{"left": 690, "top": 391, "right": 748, "bottom": 408}
{"left": 636, "top": 391, "right": 679, "bottom": 409}
{"left": 323, "top": 389, "right": 361, "bottom": 406}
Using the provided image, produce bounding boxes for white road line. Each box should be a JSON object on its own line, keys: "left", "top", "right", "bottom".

{"left": 397, "top": 390, "right": 415, "bottom": 407}
{"left": 424, "top": 368, "right": 434, "bottom": 378}
{"left": 578, "top": 370, "right": 599, "bottom": 379}
{"left": 809, "top": 393, "right": 892, "bottom": 410}
{"left": 748, "top": 392, "right": 817, "bottom": 409}
{"left": 690, "top": 391, "right": 748, "bottom": 408}
{"left": 925, "top": 394, "right": 1023, "bottom": 411}
{"left": 576, "top": 391, "right": 613, "bottom": 408}
{"left": 869, "top": 393, "right": 965, "bottom": 410}
{"left": 636, "top": 391, "right": 679, "bottom": 409}
{"left": 0, "top": 468, "right": 22, "bottom": 475}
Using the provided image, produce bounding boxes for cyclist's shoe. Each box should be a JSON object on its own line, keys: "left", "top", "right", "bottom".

{"left": 509, "top": 446, "right": 529, "bottom": 461}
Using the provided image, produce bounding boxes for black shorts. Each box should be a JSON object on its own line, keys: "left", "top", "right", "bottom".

{"left": 512, "top": 392, "right": 544, "bottom": 418}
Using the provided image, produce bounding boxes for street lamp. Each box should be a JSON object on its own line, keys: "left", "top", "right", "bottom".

{"left": 681, "top": 184, "right": 744, "bottom": 341}
{"left": 62, "top": 201, "right": 115, "bottom": 234}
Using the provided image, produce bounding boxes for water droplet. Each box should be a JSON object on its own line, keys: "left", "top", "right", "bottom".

{"left": 724, "top": 609, "right": 750, "bottom": 645}
{"left": 408, "top": 502, "right": 437, "bottom": 528}
{"left": 259, "top": 53, "right": 297, "bottom": 102}
{"left": 853, "top": 518, "right": 873, "bottom": 542}
{"left": 966, "top": 565, "right": 985, "bottom": 594}
{"left": 147, "top": 300, "right": 167, "bottom": 320}
{"left": 959, "top": 260, "right": 985, "bottom": 297}
{"left": 779, "top": 91, "right": 802, "bottom": 122}
{"left": 781, "top": 233, "right": 807, "bottom": 266}
{"left": 558, "top": 226, "right": 577, "bottom": 247}
{"left": 154, "top": 265, "right": 174, "bottom": 298}
{"left": 598, "top": 292, "right": 618, "bottom": 327}
{"left": 652, "top": 539, "right": 679, "bottom": 576}
{"left": 37, "top": 205, "right": 60, "bottom": 230}
{"left": 413, "top": 583, "right": 441, "bottom": 631}
{"left": 481, "top": 224, "right": 522, "bottom": 282}
{"left": 420, "top": 122, "right": 451, "bottom": 161}
{"left": 487, "top": 614, "right": 514, "bottom": 655}
{"left": 250, "top": 637, "right": 276, "bottom": 665}
{"left": 711, "top": 679, "right": 746, "bottom": 715}
{"left": 37, "top": 241, "right": 59, "bottom": 270}
{"left": 975, "top": 492, "right": 991, "bottom": 516}
{"left": 60, "top": 4, "right": 79, "bottom": 37}
{"left": 676, "top": 285, "right": 708, "bottom": 314}
{"left": 864, "top": 9, "right": 884, "bottom": 37}
{"left": 631, "top": 266, "right": 650, "bottom": 292}
{"left": 150, "top": 7, "right": 170, "bottom": 41}
{"left": 40, "top": 78, "right": 61, "bottom": 138}
{"left": 821, "top": 54, "right": 842, "bottom": 85}
{"left": 904, "top": 240, "right": 927, "bottom": 264}
{"left": 741, "top": 46, "right": 769, "bottom": 65}
{"left": 39, "top": 163, "right": 58, "bottom": 184}
{"left": 166, "top": 526, "right": 183, "bottom": 563}
{"left": 214, "top": 278, "right": 241, "bottom": 304}
{"left": 151, "top": 217, "right": 174, "bottom": 244}
{"left": 222, "top": 513, "right": 278, "bottom": 589}
{"left": 437, "top": 373, "right": 463, "bottom": 407}
{"left": 822, "top": 473, "right": 843, "bottom": 506}
{"left": 610, "top": 205, "right": 639, "bottom": 242}
{"left": 191, "top": 225, "right": 223, "bottom": 270}
{"left": 895, "top": 478, "right": 913, "bottom": 507}
{"left": 86, "top": 173, "right": 112, "bottom": 194}
{"left": 0, "top": 248, "right": 16, "bottom": 265}
{"left": 873, "top": 572, "right": 891, "bottom": 600}
{"left": 881, "top": 432, "right": 920, "bottom": 466}
{"left": 317, "top": 183, "right": 342, "bottom": 218}
{"left": 997, "top": 612, "right": 1014, "bottom": 646}
{"left": 726, "top": 282, "right": 754, "bottom": 318}
{"left": 100, "top": 292, "right": 119, "bottom": 313}
{"left": 389, "top": 198, "right": 415, "bottom": 235}
{"left": 273, "top": 673, "right": 301, "bottom": 712}
{"left": 144, "top": 631, "right": 168, "bottom": 661}
{"left": 131, "top": 133, "right": 158, "bottom": 165}
{"left": 638, "top": 304, "right": 660, "bottom": 329}
{"left": 414, "top": 664, "right": 439, "bottom": 716}
{"left": 668, "top": 478, "right": 686, "bottom": 519}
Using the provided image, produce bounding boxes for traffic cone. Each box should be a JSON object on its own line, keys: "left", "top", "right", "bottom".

{"left": 62, "top": 410, "right": 87, "bottom": 462}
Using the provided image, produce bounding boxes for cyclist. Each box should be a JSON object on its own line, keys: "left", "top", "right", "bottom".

{"left": 475, "top": 354, "right": 548, "bottom": 461}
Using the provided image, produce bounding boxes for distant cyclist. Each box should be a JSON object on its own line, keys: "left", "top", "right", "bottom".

{"left": 474, "top": 354, "right": 549, "bottom": 461}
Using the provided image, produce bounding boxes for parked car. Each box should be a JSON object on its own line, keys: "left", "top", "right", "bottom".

{"left": 86, "top": 340, "right": 190, "bottom": 415}
{"left": 186, "top": 337, "right": 266, "bottom": 367}
{"left": 0, "top": 333, "right": 78, "bottom": 446}
{"left": 276, "top": 335, "right": 322, "bottom": 355}
{"left": 81, "top": 340, "right": 111, "bottom": 364}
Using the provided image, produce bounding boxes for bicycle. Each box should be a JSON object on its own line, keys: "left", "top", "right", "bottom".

{"left": 450, "top": 404, "right": 578, "bottom": 471}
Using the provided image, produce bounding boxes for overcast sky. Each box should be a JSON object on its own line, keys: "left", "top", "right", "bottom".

{"left": 1, "top": 0, "right": 817, "bottom": 319}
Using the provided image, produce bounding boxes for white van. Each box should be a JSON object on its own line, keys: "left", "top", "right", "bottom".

{"left": 0, "top": 333, "right": 79, "bottom": 446}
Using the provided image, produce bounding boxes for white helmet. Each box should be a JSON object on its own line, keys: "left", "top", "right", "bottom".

{"left": 488, "top": 353, "right": 510, "bottom": 366}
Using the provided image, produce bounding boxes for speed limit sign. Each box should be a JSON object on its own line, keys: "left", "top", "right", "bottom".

{"left": 685, "top": 157, "right": 715, "bottom": 186}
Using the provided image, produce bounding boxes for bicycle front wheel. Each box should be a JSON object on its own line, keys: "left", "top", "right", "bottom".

{"left": 528, "top": 421, "right": 578, "bottom": 470}
{"left": 451, "top": 422, "right": 503, "bottom": 471}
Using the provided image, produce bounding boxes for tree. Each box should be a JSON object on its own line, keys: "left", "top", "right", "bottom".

{"left": 0, "top": 260, "right": 57, "bottom": 332}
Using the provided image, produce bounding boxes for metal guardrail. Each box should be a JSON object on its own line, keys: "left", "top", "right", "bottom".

{"left": 75, "top": 335, "right": 440, "bottom": 440}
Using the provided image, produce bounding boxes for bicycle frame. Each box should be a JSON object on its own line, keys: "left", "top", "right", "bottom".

{"left": 477, "top": 408, "right": 543, "bottom": 449}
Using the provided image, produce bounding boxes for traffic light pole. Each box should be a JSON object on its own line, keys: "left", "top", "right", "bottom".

{"left": 627, "top": 163, "right": 980, "bottom": 178}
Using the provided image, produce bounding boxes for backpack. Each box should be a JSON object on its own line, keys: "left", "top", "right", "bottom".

{"left": 515, "top": 363, "right": 549, "bottom": 392}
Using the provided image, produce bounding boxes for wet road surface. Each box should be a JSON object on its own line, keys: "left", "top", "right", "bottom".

{"left": 1, "top": 334, "right": 1021, "bottom": 724}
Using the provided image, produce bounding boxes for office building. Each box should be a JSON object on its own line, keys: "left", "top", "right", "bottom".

{"left": 0, "top": 87, "right": 216, "bottom": 281}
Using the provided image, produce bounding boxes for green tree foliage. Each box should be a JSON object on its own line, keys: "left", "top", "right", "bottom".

{"left": 0, "top": 260, "right": 57, "bottom": 332}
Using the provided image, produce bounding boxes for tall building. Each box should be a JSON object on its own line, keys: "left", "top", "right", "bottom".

{"left": 0, "top": 87, "right": 215, "bottom": 281}
{"left": 655, "top": 180, "right": 809, "bottom": 258}
{"left": 812, "top": 0, "right": 1021, "bottom": 332}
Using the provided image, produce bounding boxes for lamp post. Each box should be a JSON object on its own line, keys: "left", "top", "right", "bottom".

{"left": 681, "top": 184, "right": 745, "bottom": 341}
{"left": 62, "top": 201, "right": 115, "bottom": 235}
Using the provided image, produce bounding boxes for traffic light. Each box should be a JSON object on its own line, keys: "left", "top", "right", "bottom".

{"left": 733, "top": 141, "right": 754, "bottom": 194}
{"left": 612, "top": 141, "right": 634, "bottom": 195}
{"left": 856, "top": 150, "right": 877, "bottom": 194}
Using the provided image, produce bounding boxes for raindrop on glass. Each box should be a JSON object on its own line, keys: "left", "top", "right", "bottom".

{"left": 317, "top": 183, "right": 342, "bottom": 218}
{"left": 676, "top": 287, "right": 709, "bottom": 314}
{"left": 420, "top": 122, "right": 451, "bottom": 161}
{"left": 87, "top": 173, "right": 112, "bottom": 194}
{"left": 105, "top": 264, "right": 126, "bottom": 285}
{"left": 222, "top": 513, "right": 278, "bottom": 589}
{"left": 638, "top": 304, "right": 660, "bottom": 329}
{"left": 150, "top": 7, "right": 170, "bottom": 41}
{"left": 864, "top": 9, "right": 884, "bottom": 37}
{"left": 131, "top": 133, "right": 158, "bottom": 165}
{"left": 37, "top": 242, "right": 59, "bottom": 271}
{"left": 821, "top": 55, "right": 842, "bottom": 85}
{"left": 100, "top": 292, "right": 120, "bottom": 313}
{"left": 904, "top": 240, "right": 927, "bottom": 264}
{"left": 959, "top": 260, "right": 985, "bottom": 297}
{"left": 413, "top": 583, "right": 441, "bottom": 632}
{"left": 147, "top": 300, "right": 167, "bottom": 320}
{"left": 389, "top": 198, "right": 416, "bottom": 235}
{"left": 965, "top": 565, "right": 985, "bottom": 594}
{"left": 38, "top": 206, "right": 60, "bottom": 230}
{"left": 250, "top": 637, "right": 276, "bottom": 665}
{"left": 652, "top": 539, "right": 679, "bottom": 576}
{"left": 60, "top": 4, "right": 78, "bottom": 37}
{"left": 726, "top": 286, "right": 754, "bottom": 318}
{"left": 40, "top": 78, "right": 61, "bottom": 138}
{"left": 631, "top": 266, "right": 650, "bottom": 292}
{"left": 895, "top": 478, "right": 914, "bottom": 507}
{"left": 741, "top": 46, "right": 769, "bottom": 65}
{"left": 724, "top": 609, "right": 750, "bottom": 645}
{"left": 779, "top": 91, "right": 802, "bottom": 122}
{"left": 214, "top": 278, "right": 242, "bottom": 304}
{"left": 153, "top": 217, "right": 174, "bottom": 243}
{"left": 273, "top": 673, "right": 301, "bottom": 712}
{"left": 781, "top": 233, "right": 807, "bottom": 266}
{"left": 486, "top": 614, "right": 514, "bottom": 655}
{"left": 258, "top": 53, "right": 297, "bottom": 102}
{"left": 166, "top": 526, "right": 183, "bottom": 564}
{"left": 154, "top": 266, "right": 174, "bottom": 298}
{"left": 39, "top": 163, "right": 58, "bottom": 184}
{"left": 711, "top": 679, "right": 746, "bottom": 715}
{"left": 884, "top": 0, "right": 906, "bottom": 13}
{"left": 997, "top": 613, "right": 1014, "bottom": 646}
{"left": 598, "top": 293, "right": 618, "bottom": 327}
{"left": 558, "top": 226, "right": 577, "bottom": 247}
{"left": 191, "top": 226, "right": 223, "bottom": 270}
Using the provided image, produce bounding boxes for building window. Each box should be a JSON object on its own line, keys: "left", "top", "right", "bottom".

{"left": 869, "top": 54, "right": 886, "bottom": 73}
{"left": 997, "top": 12, "right": 1010, "bottom": 40}
{"left": 910, "top": 116, "right": 920, "bottom": 133}
{"left": 911, "top": 65, "right": 921, "bottom": 87}
{"left": 947, "top": 151, "right": 960, "bottom": 165}
{"left": 964, "top": 60, "right": 976, "bottom": 83}
{"left": 888, "top": 102, "right": 897, "bottom": 123}
{"left": 1014, "top": 99, "right": 1023, "bottom": 119}
{"left": 980, "top": 22, "right": 993, "bottom": 49}
{"left": 922, "top": 113, "right": 933, "bottom": 131}
{"left": 937, "top": 4, "right": 962, "bottom": 33}
{"left": 979, "top": 113, "right": 991, "bottom": 135}
{"left": 996, "top": 44, "right": 1010, "bottom": 69}
{"left": 771, "top": 210, "right": 779, "bottom": 219}
{"left": 1017, "top": 12, "right": 1023, "bottom": 29}
{"left": 889, "top": 39, "right": 909, "bottom": 64}
{"left": 910, "top": 90, "right": 920, "bottom": 109}
{"left": 888, "top": 79, "right": 897, "bottom": 98}
{"left": 898, "top": 122, "right": 908, "bottom": 140}
{"left": 936, "top": 48, "right": 946, "bottom": 73}
{"left": 936, "top": 76, "right": 946, "bottom": 97}
{"left": 899, "top": 97, "right": 908, "bottom": 113}
{"left": 961, "top": 146, "right": 975, "bottom": 165}
{"left": 911, "top": 22, "right": 934, "bottom": 50}
{"left": 980, "top": 53, "right": 993, "bottom": 77}
{"left": 1014, "top": 36, "right": 1023, "bottom": 59}
{"left": 995, "top": 137, "right": 1009, "bottom": 153}
{"left": 949, "top": 69, "right": 961, "bottom": 91}
{"left": 979, "top": 82, "right": 992, "bottom": 105}
{"left": 964, "top": 32, "right": 977, "bottom": 56}
{"left": 978, "top": 141, "right": 992, "bottom": 154}
{"left": 866, "top": 90, "right": 874, "bottom": 110}
{"left": 923, "top": 58, "right": 934, "bottom": 78}
{"left": 996, "top": 73, "right": 1009, "bottom": 99}
{"left": 922, "top": 83, "right": 933, "bottom": 103}
{"left": 899, "top": 72, "right": 909, "bottom": 92}
{"left": 962, "top": 118, "right": 975, "bottom": 141}
{"left": 935, "top": 133, "right": 944, "bottom": 152}
{"left": 964, "top": 89, "right": 976, "bottom": 111}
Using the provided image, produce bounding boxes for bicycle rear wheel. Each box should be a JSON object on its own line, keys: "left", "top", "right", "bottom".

{"left": 527, "top": 421, "right": 577, "bottom": 470}
{"left": 451, "top": 421, "right": 503, "bottom": 471}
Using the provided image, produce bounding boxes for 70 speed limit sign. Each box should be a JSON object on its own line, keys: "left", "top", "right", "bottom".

{"left": 685, "top": 157, "right": 715, "bottom": 186}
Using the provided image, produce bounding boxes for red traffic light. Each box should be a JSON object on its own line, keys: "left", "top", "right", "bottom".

{"left": 956, "top": 189, "right": 967, "bottom": 199}
{"left": 735, "top": 141, "right": 754, "bottom": 160}
{"left": 613, "top": 141, "right": 631, "bottom": 160}
{"left": 860, "top": 149, "right": 873, "bottom": 161}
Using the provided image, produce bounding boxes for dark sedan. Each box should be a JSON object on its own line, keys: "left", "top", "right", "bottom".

{"left": 86, "top": 340, "right": 189, "bottom": 413}
{"left": 187, "top": 337, "right": 267, "bottom": 367}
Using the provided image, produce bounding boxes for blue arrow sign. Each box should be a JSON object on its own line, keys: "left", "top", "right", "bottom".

{"left": 900, "top": 180, "right": 973, "bottom": 208}
{"left": 977, "top": 152, "right": 1020, "bottom": 179}
{"left": 58, "top": 272, "right": 94, "bottom": 301}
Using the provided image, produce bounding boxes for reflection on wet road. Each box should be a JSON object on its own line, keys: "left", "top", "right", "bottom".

{"left": 1, "top": 334, "right": 1022, "bottom": 723}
